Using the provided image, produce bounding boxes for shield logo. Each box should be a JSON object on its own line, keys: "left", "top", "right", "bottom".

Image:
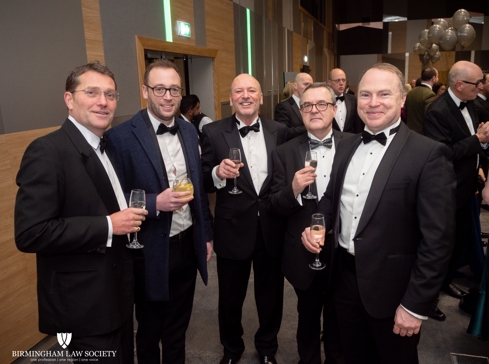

{"left": 57, "top": 333, "right": 72, "bottom": 349}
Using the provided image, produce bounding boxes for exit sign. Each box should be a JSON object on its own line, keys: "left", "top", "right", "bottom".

{"left": 177, "top": 21, "right": 191, "bottom": 37}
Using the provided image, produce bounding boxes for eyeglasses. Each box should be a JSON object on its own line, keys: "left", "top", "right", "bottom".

{"left": 330, "top": 78, "right": 346, "bottom": 84}
{"left": 461, "top": 79, "right": 484, "bottom": 86}
{"left": 72, "top": 87, "right": 119, "bottom": 101}
{"left": 300, "top": 102, "right": 335, "bottom": 113}
{"left": 145, "top": 85, "right": 182, "bottom": 97}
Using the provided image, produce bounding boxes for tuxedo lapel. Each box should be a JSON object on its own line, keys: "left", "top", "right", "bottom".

{"left": 344, "top": 97, "right": 354, "bottom": 130}
{"left": 134, "top": 110, "right": 169, "bottom": 190}
{"left": 297, "top": 134, "right": 319, "bottom": 198}
{"left": 289, "top": 97, "right": 303, "bottom": 124}
{"left": 444, "top": 92, "right": 472, "bottom": 136}
{"left": 62, "top": 120, "right": 120, "bottom": 214}
{"left": 355, "top": 124, "right": 409, "bottom": 236}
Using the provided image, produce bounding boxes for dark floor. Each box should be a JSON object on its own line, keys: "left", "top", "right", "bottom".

{"left": 15, "top": 211, "right": 489, "bottom": 364}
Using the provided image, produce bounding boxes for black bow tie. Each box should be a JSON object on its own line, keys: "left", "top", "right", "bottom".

{"left": 238, "top": 122, "right": 260, "bottom": 137}
{"left": 459, "top": 102, "right": 467, "bottom": 110}
{"left": 362, "top": 124, "right": 401, "bottom": 146}
{"left": 99, "top": 137, "right": 106, "bottom": 154}
{"left": 336, "top": 95, "right": 345, "bottom": 102}
{"left": 157, "top": 123, "right": 179, "bottom": 135}
{"left": 309, "top": 137, "right": 333, "bottom": 149}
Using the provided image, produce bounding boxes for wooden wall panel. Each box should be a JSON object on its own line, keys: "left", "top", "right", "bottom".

{"left": 81, "top": 0, "right": 105, "bottom": 63}
{"left": 389, "top": 22, "right": 407, "bottom": 55}
{"left": 0, "top": 127, "right": 58, "bottom": 363}
{"left": 293, "top": 32, "right": 307, "bottom": 72}
{"left": 172, "top": 0, "right": 196, "bottom": 46}
{"left": 205, "top": 0, "right": 236, "bottom": 110}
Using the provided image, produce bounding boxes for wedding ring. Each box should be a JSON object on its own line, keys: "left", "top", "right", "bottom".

{"left": 407, "top": 331, "right": 413, "bottom": 335}
{"left": 136, "top": 227, "right": 140, "bottom": 232}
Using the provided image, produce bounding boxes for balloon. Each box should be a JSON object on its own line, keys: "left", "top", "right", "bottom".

{"left": 452, "top": 9, "right": 470, "bottom": 30}
{"left": 419, "top": 29, "right": 431, "bottom": 48}
{"left": 439, "top": 28, "right": 458, "bottom": 51}
{"left": 448, "top": 18, "right": 453, "bottom": 28}
{"left": 431, "top": 51, "right": 441, "bottom": 64}
{"left": 419, "top": 53, "right": 430, "bottom": 64}
{"left": 433, "top": 18, "right": 448, "bottom": 31}
{"left": 413, "top": 43, "right": 421, "bottom": 55}
{"left": 418, "top": 43, "right": 428, "bottom": 54}
{"left": 428, "top": 44, "right": 439, "bottom": 56}
{"left": 428, "top": 24, "right": 444, "bottom": 44}
{"left": 457, "top": 23, "right": 476, "bottom": 48}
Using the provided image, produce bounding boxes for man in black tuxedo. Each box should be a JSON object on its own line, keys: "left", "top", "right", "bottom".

{"left": 475, "top": 71, "right": 489, "bottom": 123}
{"left": 424, "top": 61, "right": 489, "bottom": 300}
{"left": 106, "top": 60, "right": 213, "bottom": 364}
{"left": 270, "top": 83, "right": 348, "bottom": 364}
{"left": 404, "top": 66, "right": 437, "bottom": 134}
{"left": 327, "top": 68, "right": 364, "bottom": 134}
{"left": 201, "top": 74, "right": 288, "bottom": 364}
{"left": 274, "top": 72, "right": 313, "bottom": 138}
{"left": 303, "top": 63, "right": 456, "bottom": 364}
{"left": 15, "top": 62, "right": 147, "bottom": 363}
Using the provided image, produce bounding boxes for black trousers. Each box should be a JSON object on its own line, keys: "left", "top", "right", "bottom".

{"left": 69, "top": 316, "right": 134, "bottom": 364}
{"left": 294, "top": 270, "right": 342, "bottom": 364}
{"left": 134, "top": 227, "right": 198, "bottom": 364}
{"left": 216, "top": 227, "right": 284, "bottom": 360}
{"left": 334, "top": 252, "right": 420, "bottom": 364}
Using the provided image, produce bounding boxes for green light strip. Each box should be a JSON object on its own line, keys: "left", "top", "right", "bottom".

{"left": 246, "top": 8, "right": 252, "bottom": 75}
{"left": 163, "top": 0, "right": 173, "bottom": 42}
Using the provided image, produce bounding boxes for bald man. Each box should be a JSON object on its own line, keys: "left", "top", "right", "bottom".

{"left": 275, "top": 72, "right": 313, "bottom": 139}
{"left": 201, "top": 74, "right": 288, "bottom": 364}
{"left": 327, "top": 68, "right": 364, "bottom": 134}
{"left": 425, "top": 61, "right": 489, "bottom": 301}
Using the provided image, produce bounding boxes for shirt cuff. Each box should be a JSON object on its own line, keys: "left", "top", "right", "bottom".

{"left": 401, "top": 305, "right": 428, "bottom": 320}
{"left": 106, "top": 216, "right": 113, "bottom": 247}
{"left": 481, "top": 142, "right": 488, "bottom": 149}
{"left": 212, "top": 165, "right": 226, "bottom": 189}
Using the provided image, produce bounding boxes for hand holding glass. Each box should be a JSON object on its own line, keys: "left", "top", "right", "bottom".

{"left": 127, "top": 189, "right": 145, "bottom": 249}
{"left": 173, "top": 175, "right": 194, "bottom": 198}
{"left": 228, "top": 148, "right": 242, "bottom": 195}
{"left": 304, "top": 151, "right": 317, "bottom": 199}
{"left": 309, "top": 213, "right": 326, "bottom": 270}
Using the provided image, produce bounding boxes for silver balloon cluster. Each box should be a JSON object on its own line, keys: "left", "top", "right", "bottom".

{"left": 413, "top": 9, "right": 476, "bottom": 64}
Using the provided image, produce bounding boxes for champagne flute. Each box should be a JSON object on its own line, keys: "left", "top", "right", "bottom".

{"left": 228, "top": 148, "right": 242, "bottom": 195}
{"left": 304, "top": 151, "right": 318, "bottom": 199}
{"left": 309, "top": 213, "right": 326, "bottom": 270}
{"left": 127, "top": 189, "right": 145, "bottom": 249}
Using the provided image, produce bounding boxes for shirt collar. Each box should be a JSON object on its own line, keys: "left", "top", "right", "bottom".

{"left": 235, "top": 115, "right": 260, "bottom": 129}
{"left": 68, "top": 115, "right": 102, "bottom": 151}
{"left": 448, "top": 87, "right": 464, "bottom": 106}
{"left": 292, "top": 94, "right": 300, "bottom": 108}
{"left": 478, "top": 93, "right": 487, "bottom": 101}
{"left": 420, "top": 82, "right": 432, "bottom": 90}
{"left": 308, "top": 129, "right": 333, "bottom": 142}
{"left": 364, "top": 119, "right": 401, "bottom": 137}
{"left": 147, "top": 109, "right": 175, "bottom": 134}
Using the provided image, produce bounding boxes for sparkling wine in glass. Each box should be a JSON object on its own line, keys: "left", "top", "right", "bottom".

{"left": 309, "top": 213, "right": 326, "bottom": 270}
{"left": 173, "top": 175, "right": 194, "bottom": 198}
{"left": 229, "top": 148, "right": 242, "bottom": 195}
{"left": 127, "top": 189, "right": 145, "bottom": 249}
{"left": 304, "top": 151, "right": 318, "bottom": 200}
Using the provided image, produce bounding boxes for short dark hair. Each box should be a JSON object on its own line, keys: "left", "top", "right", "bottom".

{"left": 143, "top": 59, "right": 180, "bottom": 85}
{"left": 65, "top": 61, "right": 116, "bottom": 92}
{"left": 432, "top": 82, "right": 445, "bottom": 94}
{"left": 421, "top": 67, "right": 437, "bottom": 81}
{"left": 180, "top": 94, "right": 200, "bottom": 114}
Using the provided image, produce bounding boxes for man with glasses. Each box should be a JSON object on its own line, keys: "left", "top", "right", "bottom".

{"left": 105, "top": 60, "right": 213, "bottom": 364}
{"left": 425, "top": 61, "right": 489, "bottom": 304}
{"left": 15, "top": 62, "right": 147, "bottom": 363}
{"left": 269, "top": 83, "right": 348, "bottom": 364}
{"left": 327, "top": 68, "right": 364, "bottom": 134}
{"left": 474, "top": 71, "right": 489, "bottom": 124}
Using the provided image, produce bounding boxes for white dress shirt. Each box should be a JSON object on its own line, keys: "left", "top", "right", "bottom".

{"left": 335, "top": 94, "right": 347, "bottom": 131}
{"left": 148, "top": 112, "right": 192, "bottom": 237}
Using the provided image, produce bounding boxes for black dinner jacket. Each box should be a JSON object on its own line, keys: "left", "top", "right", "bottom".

{"left": 15, "top": 119, "right": 133, "bottom": 337}
{"left": 269, "top": 130, "right": 351, "bottom": 290}
{"left": 474, "top": 95, "right": 489, "bottom": 123}
{"left": 275, "top": 97, "right": 306, "bottom": 139}
{"left": 319, "top": 122, "right": 456, "bottom": 318}
{"left": 332, "top": 93, "right": 364, "bottom": 134}
{"left": 201, "top": 115, "right": 288, "bottom": 260}
{"left": 424, "top": 90, "right": 481, "bottom": 208}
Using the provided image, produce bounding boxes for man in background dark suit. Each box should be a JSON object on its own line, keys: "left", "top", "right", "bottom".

{"left": 201, "top": 74, "right": 288, "bottom": 364}
{"left": 327, "top": 68, "right": 364, "bottom": 134}
{"left": 106, "top": 60, "right": 213, "bottom": 364}
{"left": 15, "top": 62, "right": 147, "bottom": 363}
{"left": 475, "top": 71, "right": 489, "bottom": 123}
{"left": 270, "top": 83, "right": 348, "bottom": 364}
{"left": 404, "top": 66, "right": 437, "bottom": 134}
{"left": 303, "top": 63, "right": 456, "bottom": 363}
{"left": 424, "top": 61, "right": 489, "bottom": 301}
{"left": 274, "top": 72, "right": 313, "bottom": 139}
